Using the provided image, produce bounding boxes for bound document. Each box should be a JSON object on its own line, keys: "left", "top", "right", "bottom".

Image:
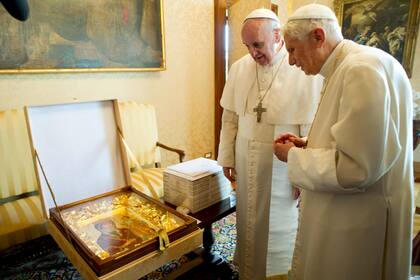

{"left": 163, "top": 158, "right": 232, "bottom": 213}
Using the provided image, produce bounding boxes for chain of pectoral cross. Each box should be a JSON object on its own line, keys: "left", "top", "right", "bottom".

{"left": 253, "top": 55, "right": 285, "bottom": 123}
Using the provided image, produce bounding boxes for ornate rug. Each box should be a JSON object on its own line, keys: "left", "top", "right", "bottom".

{"left": 0, "top": 213, "right": 237, "bottom": 280}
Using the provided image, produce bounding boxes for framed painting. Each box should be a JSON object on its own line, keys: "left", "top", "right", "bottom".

{"left": 0, "top": 0, "right": 165, "bottom": 73}
{"left": 334, "top": 0, "right": 419, "bottom": 77}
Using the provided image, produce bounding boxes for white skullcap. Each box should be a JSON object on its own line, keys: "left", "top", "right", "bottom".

{"left": 244, "top": 8, "right": 280, "bottom": 23}
{"left": 287, "top": 4, "right": 337, "bottom": 22}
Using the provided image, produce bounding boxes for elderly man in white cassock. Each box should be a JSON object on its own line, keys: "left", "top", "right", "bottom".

{"left": 217, "top": 8, "right": 322, "bottom": 280}
{"left": 274, "top": 4, "right": 413, "bottom": 280}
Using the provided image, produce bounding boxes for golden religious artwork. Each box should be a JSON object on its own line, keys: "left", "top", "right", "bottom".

{"left": 50, "top": 187, "right": 198, "bottom": 276}
{"left": 25, "top": 100, "right": 203, "bottom": 278}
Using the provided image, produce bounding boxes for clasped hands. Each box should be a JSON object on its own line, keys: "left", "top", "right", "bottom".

{"left": 273, "top": 132, "right": 307, "bottom": 162}
{"left": 222, "top": 132, "right": 306, "bottom": 202}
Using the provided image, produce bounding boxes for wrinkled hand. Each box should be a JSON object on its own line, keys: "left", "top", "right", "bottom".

{"left": 275, "top": 132, "right": 307, "bottom": 148}
{"left": 273, "top": 141, "right": 294, "bottom": 162}
{"left": 223, "top": 167, "right": 236, "bottom": 182}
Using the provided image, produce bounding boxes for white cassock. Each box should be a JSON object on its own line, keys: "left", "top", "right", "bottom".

{"left": 217, "top": 46, "right": 323, "bottom": 279}
{"left": 288, "top": 40, "right": 413, "bottom": 280}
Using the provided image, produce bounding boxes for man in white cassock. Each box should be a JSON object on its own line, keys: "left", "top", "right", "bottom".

{"left": 274, "top": 4, "right": 413, "bottom": 280}
{"left": 217, "top": 8, "right": 322, "bottom": 280}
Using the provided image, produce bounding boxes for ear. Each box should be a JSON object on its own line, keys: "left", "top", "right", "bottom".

{"left": 310, "top": 28, "right": 326, "bottom": 47}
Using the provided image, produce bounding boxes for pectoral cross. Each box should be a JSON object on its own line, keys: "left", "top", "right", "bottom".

{"left": 253, "top": 101, "right": 266, "bottom": 123}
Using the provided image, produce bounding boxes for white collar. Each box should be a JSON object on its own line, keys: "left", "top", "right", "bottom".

{"left": 319, "top": 40, "right": 346, "bottom": 79}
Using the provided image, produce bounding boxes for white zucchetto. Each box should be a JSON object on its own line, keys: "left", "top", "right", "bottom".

{"left": 287, "top": 4, "right": 337, "bottom": 22}
{"left": 244, "top": 8, "right": 280, "bottom": 23}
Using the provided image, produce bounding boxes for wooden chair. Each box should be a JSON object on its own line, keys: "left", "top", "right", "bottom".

{"left": 118, "top": 101, "right": 185, "bottom": 200}
{"left": 0, "top": 109, "right": 46, "bottom": 250}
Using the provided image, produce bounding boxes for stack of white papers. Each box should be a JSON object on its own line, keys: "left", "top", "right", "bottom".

{"left": 163, "top": 157, "right": 231, "bottom": 213}
{"left": 166, "top": 157, "right": 222, "bottom": 180}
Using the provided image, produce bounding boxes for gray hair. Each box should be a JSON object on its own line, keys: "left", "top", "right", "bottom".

{"left": 282, "top": 19, "right": 343, "bottom": 41}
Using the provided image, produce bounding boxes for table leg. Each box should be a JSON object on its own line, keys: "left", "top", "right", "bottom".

{"left": 203, "top": 225, "right": 224, "bottom": 265}
{"left": 203, "top": 225, "right": 214, "bottom": 254}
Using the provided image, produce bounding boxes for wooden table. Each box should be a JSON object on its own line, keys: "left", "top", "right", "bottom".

{"left": 191, "top": 194, "right": 236, "bottom": 259}
{"left": 166, "top": 194, "right": 236, "bottom": 261}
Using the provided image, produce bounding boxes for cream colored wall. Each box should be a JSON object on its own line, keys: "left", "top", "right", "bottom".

{"left": 0, "top": 0, "right": 215, "bottom": 166}
{"left": 271, "top": 0, "right": 289, "bottom": 24}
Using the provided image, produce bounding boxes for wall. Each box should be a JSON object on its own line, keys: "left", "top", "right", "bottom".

{"left": 271, "top": 0, "right": 289, "bottom": 24}
{"left": 0, "top": 0, "right": 215, "bottom": 166}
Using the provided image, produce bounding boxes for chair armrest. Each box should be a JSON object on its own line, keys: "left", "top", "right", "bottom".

{"left": 156, "top": 141, "right": 185, "bottom": 163}
{"left": 0, "top": 190, "right": 38, "bottom": 205}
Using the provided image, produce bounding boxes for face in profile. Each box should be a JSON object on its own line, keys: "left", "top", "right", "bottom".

{"left": 241, "top": 20, "right": 280, "bottom": 66}
{"left": 284, "top": 33, "right": 321, "bottom": 75}
{"left": 95, "top": 220, "right": 119, "bottom": 235}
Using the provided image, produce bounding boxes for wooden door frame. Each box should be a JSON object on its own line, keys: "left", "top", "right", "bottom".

{"left": 214, "top": 0, "right": 227, "bottom": 159}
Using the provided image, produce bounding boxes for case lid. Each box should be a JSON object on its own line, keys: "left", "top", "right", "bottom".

{"left": 164, "top": 157, "right": 222, "bottom": 181}
{"left": 26, "top": 100, "right": 129, "bottom": 218}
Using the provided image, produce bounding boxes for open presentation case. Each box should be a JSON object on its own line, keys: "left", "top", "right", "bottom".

{"left": 25, "top": 100, "right": 202, "bottom": 279}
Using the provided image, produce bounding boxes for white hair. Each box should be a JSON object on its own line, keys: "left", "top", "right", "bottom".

{"left": 282, "top": 19, "right": 343, "bottom": 42}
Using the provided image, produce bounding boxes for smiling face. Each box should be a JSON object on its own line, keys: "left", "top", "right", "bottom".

{"left": 241, "top": 19, "right": 281, "bottom": 66}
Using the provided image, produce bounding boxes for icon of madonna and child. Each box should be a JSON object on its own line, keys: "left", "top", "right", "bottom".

{"left": 92, "top": 214, "right": 157, "bottom": 258}
{"left": 59, "top": 193, "right": 184, "bottom": 260}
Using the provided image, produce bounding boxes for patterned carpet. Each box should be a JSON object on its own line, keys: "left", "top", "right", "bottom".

{"left": 0, "top": 213, "right": 237, "bottom": 280}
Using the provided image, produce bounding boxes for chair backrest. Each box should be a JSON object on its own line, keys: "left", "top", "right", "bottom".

{"left": 0, "top": 109, "right": 38, "bottom": 200}
{"left": 118, "top": 101, "right": 161, "bottom": 167}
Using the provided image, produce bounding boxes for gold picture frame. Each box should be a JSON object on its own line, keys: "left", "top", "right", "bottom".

{"left": 334, "top": 0, "right": 419, "bottom": 77}
{"left": 0, "top": 0, "right": 166, "bottom": 73}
